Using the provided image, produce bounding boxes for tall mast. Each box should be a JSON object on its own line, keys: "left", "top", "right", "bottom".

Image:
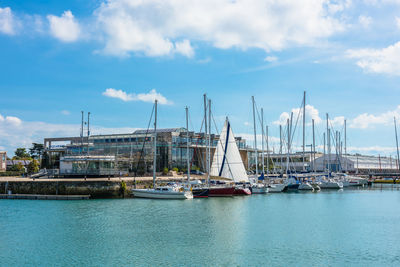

{"left": 286, "top": 118, "right": 290, "bottom": 174}
{"left": 266, "top": 125, "right": 269, "bottom": 175}
{"left": 344, "top": 119, "right": 347, "bottom": 172}
{"left": 323, "top": 132, "right": 326, "bottom": 171}
{"left": 261, "top": 108, "right": 265, "bottom": 175}
{"left": 394, "top": 117, "right": 400, "bottom": 173}
{"left": 326, "top": 113, "right": 331, "bottom": 176}
{"left": 203, "top": 94, "right": 208, "bottom": 182}
{"left": 153, "top": 100, "right": 158, "bottom": 189}
{"left": 302, "top": 91, "right": 306, "bottom": 171}
{"left": 186, "top": 106, "right": 190, "bottom": 185}
{"left": 87, "top": 112, "right": 91, "bottom": 156}
{"left": 252, "top": 96, "right": 258, "bottom": 176}
{"left": 208, "top": 99, "right": 211, "bottom": 185}
{"left": 312, "top": 119, "right": 315, "bottom": 173}
{"left": 279, "top": 125, "right": 283, "bottom": 175}
{"left": 81, "top": 110, "right": 84, "bottom": 155}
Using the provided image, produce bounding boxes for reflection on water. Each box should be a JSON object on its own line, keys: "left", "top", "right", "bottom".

{"left": 1, "top": 187, "right": 400, "bottom": 266}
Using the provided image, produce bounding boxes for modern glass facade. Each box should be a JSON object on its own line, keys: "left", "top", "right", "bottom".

{"left": 46, "top": 128, "right": 249, "bottom": 175}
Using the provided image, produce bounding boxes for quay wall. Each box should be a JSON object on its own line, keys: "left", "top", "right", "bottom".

{"left": 0, "top": 180, "right": 147, "bottom": 198}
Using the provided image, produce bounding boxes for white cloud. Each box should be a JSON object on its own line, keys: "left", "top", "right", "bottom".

{"left": 264, "top": 56, "right": 278, "bottom": 62}
{"left": 347, "top": 41, "right": 400, "bottom": 75}
{"left": 350, "top": 105, "right": 400, "bottom": 129}
{"left": 273, "top": 105, "right": 323, "bottom": 125}
{"left": 95, "top": 0, "right": 347, "bottom": 57}
{"left": 0, "top": 114, "right": 22, "bottom": 126}
{"left": 47, "top": 10, "right": 80, "bottom": 42}
{"left": 61, "top": 110, "right": 70, "bottom": 115}
{"left": 175, "top": 39, "right": 194, "bottom": 58}
{"left": 396, "top": 16, "right": 400, "bottom": 29}
{"left": 0, "top": 113, "right": 138, "bottom": 155}
{"left": 358, "top": 15, "right": 372, "bottom": 28}
{"left": 0, "top": 7, "right": 16, "bottom": 35}
{"left": 102, "top": 88, "right": 172, "bottom": 105}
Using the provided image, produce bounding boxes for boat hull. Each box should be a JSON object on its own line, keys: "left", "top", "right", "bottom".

{"left": 131, "top": 189, "right": 193, "bottom": 199}
{"left": 192, "top": 188, "right": 209, "bottom": 198}
{"left": 233, "top": 188, "right": 252, "bottom": 195}
{"left": 209, "top": 187, "right": 235, "bottom": 197}
{"left": 319, "top": 182, "right": 343, "bottom": 189}
{"left": 251, "top": 186, "right": 267, "bottom": 194}
{"left": 268, "top": 184, "right": 286, "bottom": 193}
{"left": 284, "top": 183, "right": 300, "bottom": 191}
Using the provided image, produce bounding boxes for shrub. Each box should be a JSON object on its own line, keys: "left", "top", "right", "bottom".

{"left": 172, "top": 167, "right": 179, "bottom": 172}
{"left": 162, "top": 167, "right": 169, "bottom": 175}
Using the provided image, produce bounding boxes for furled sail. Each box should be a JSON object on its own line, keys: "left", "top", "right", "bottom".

{"left": 210, "top": 118, "right": 249, "bottom": 183}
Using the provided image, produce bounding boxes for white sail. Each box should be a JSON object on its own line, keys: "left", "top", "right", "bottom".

{"left": 210, "top": 119, "right": 249, "bottom": 183}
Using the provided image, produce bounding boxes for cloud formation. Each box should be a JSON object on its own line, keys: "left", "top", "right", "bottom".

{"left": 47, "top": 10, "right": 80, "bottom": 42}
{"left": 94, "top": 0, "right": 346, "bottom": 57}
{"left": 347, "top": 41, "right": 400, "bottom": 75}
{"left": 102, "top": 88, "right": 172, "bottom": 105}
{"left": 0, "top": 113, "right": 138, "bottom": 155}
{"left": 0, "top": 7, "right": 16, "bottom": 35}
{"left": 350, "top": 105, "right": 400, "bottom": 129}
{"left": 273, "top": 105, "right": 323, "bottom": 126}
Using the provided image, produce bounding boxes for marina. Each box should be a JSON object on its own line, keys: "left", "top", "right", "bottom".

{"left": 1, "top": 185, "right": 400, "bottom": 266}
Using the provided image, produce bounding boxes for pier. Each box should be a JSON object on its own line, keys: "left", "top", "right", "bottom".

{"left": 0, "top": 194, "right": 90, "bottom": 200}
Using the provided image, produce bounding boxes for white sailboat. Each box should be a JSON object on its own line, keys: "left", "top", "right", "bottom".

{"left": 210, "top": 118, "right": 251, "bottom": 195}
{"left": 132, "top": 100, "right": 193, "bottom": 199}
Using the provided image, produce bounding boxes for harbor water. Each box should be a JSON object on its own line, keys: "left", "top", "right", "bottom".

{"left": 1, "top": 185, "right": 400, "bottom": 266}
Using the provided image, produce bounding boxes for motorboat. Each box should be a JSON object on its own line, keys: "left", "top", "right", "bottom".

{"left": 268, "top": 183, "right": 286, "bottom": 193}
{"left": 298, "top": 182, "right": 313, "bottom": 190}
{"left": 132, "top": 186, "right": 193, "bottom": 199}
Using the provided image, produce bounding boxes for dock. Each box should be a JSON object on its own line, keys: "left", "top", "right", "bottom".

{"left": 0, "top": 194, "right": 90, "bottom": 200}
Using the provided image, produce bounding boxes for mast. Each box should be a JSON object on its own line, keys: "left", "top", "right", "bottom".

{"left": 153, "top": 100, "right": 158, "bottom": 189}
{"left": 323, "top": 132, "right": 326, "bottom": 171}
{"left": 302, "top": 91, "right": 306, "bottom": 171}
{"left": 326, "top": 113, "right": 331, "bottom": 176}
{"left": 279, "top": 125, "right": 283, "bottom": 175}
{"left": 186, "top": 106, "right": 190, "bottom": 185}
{"left": 203, "top": 94, "right": 209, "bottom": 183}
{"left": 81, "top": 110, "right": 84, "bottom": 155}
{"left": 252, "top": 96, "right": 258, "bottom": 176}
{"left": 312, "top": 119, "right": 315, "bottom": 173}
{"left": 261, "top": 108, "right": 265, "bottom": 175}
{"left": 286, "top": 118, "right": 290, "bottom": 174}
{"left": 344, "top": 119, "right": 347, "bottom": 172}
{"left": 208, "top": 99, "right": 211, "bottom": 185}
{"left": 266, "top": 125, "right": 269, "bottom": 175}
{"left": 87, "top": 112, "right": 90, "bottom": 156}
{"left": 394, "top": 117, "right": 400, "bottom": 173}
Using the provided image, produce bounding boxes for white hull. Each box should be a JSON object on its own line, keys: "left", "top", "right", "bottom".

{"left": 131, "top": 189, "right": 193, "bottom": 199}
{"left": 252, "top": 186, "right": 267, "bottom": 194}
{"left": 319, "top": 181, "right": 343, "bottom": 189}
{"left": 298, "top": 183, "right": 313, "bottom": 190}
{"left": 268, "top": 184, "right": 286, "bottom": 193}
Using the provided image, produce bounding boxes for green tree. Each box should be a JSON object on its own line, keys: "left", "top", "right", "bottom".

{"left": 13, "top": 148, "right": 31, "bottom": 159}
{"left": 27, "top": 159, "right": 39, "bottom": 174}
{"left": 8, "top": 162, "right": 24, "bottom": 172}
{"left": 29, "top": 143, "right": 44, "bottom": 160}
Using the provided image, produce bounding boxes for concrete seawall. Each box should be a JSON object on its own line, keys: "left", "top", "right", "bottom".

{"left": 0, "top": 180, "right": 135, "bottom": 199}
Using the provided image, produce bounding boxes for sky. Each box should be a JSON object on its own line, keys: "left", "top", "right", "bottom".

{"left": 1, "top": 0, "right": 400, "bottom": 157}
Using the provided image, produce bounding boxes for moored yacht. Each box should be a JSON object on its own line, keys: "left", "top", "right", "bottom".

{"left": 131, "top": 100, "right": 193, "bottom": 200}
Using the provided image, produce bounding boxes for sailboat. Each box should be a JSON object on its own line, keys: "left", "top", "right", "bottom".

{"left": 184, "top": 106, "right": 209, "bottom": 198}
{"left": 210, "top": 118, "right": 251, "bottom": 196}
{"left": 131, "top": 100, "right": 193, "bottom": 199}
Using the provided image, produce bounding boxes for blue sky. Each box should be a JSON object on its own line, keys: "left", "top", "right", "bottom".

{"left": 1, "top": 0, "right": 400, "bottom": 156}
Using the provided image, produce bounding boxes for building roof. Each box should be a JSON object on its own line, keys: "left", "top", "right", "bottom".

{"left": 7, "top": 160, "right": 31, "bottom": 166}
{"left": 134, "top": 128, "right": 185, "bottom": 134}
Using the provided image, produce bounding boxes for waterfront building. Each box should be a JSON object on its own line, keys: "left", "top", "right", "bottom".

{"left": 44, "top": 128, "right": 250, "bottom": 176}
{"left": 0, "top": 151, "right": 6, "bottom": 172}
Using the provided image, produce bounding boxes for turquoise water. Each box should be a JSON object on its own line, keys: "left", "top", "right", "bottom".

{"left": 1, "top": 185, "right": 400, "bottom": 266}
